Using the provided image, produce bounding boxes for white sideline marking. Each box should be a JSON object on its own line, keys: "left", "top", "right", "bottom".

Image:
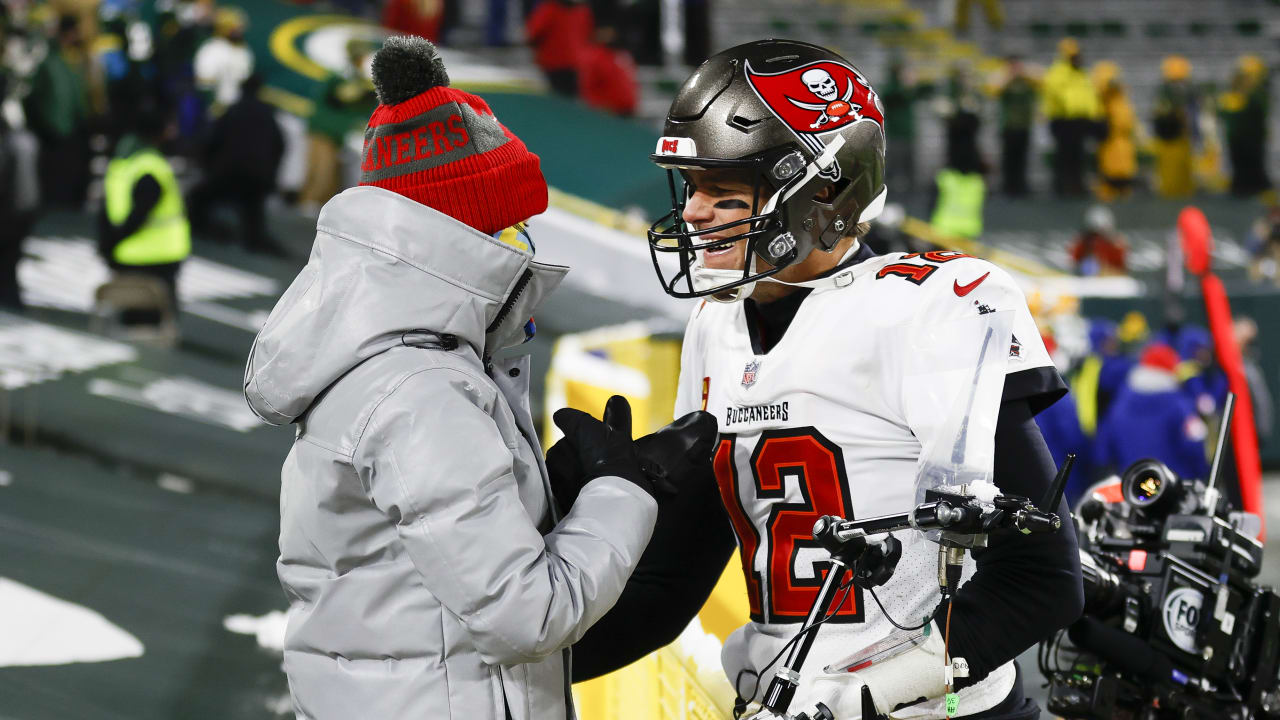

{"left": 0, "top": 577, "right": 144, "bottom": 666}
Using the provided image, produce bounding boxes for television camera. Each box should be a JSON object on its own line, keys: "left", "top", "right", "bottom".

{"left": 741, "top": 467, "right": 1070, "bottom": 720}
{"left": 1044, "top": 394, "right": 1279, "bottom": 719}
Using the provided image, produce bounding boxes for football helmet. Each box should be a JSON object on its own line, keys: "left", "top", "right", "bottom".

{"left": 648, "top": 39, "right": 887, "bottom": 302}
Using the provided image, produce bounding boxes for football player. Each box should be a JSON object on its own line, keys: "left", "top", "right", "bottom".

{"left": 647, "top": 40, "right": 1083, "bottom": 719}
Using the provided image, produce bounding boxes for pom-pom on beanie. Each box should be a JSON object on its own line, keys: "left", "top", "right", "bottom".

{"left": 360, "top": 36, "right": 548, "bottom": 235}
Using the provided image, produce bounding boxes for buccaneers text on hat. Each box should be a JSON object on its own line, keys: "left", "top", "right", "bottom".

{"left": 359, "top": 102, "right": 511, "bottom": 182}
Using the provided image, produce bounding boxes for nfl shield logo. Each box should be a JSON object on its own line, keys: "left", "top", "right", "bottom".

{"left": 741, "top": 359, "right": 761, "bottom": 389}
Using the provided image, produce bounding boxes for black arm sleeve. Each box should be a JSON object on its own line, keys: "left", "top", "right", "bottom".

{"left": 941, "top": 396, "right": 1084, "bottom": 690}
{"left": 105, "top": 174, "right": 163, "bottom": 252}
{"left": 570, "top": 467, "right": 736, "bottom": 682}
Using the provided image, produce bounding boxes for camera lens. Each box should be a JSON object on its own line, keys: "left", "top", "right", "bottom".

{"left": 1131, "top": 471, "right": 1164, "bottom": 504}
{"left": 1080, "top": 551, "right": 1124, "bottom": 614}
{"left": 1121, "top": 459, "right": 1181, "bottom": 516}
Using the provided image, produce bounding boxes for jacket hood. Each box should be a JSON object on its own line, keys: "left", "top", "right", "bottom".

{"left": 244, "top": 186, "right": 566, "bottom": 425}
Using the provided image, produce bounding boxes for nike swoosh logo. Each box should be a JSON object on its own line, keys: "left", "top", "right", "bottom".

{"left": 953, "top": 272, "right": 990, "bottom": 297}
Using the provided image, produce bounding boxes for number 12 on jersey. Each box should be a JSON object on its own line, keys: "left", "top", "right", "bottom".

{"left": 712, "top": 427, "right": 864, "bottom": 624}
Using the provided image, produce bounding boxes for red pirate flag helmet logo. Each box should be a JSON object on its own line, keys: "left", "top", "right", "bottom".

{"left": 744, "top": 59, "right": 884, "bottom": 138}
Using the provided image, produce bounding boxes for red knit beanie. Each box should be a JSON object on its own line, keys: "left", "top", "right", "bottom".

{"left": 1140, "top": 343, "right": 1180, "bottom": 373}
{"left": 360, "top": 36, "right": 548, "bottom": 235}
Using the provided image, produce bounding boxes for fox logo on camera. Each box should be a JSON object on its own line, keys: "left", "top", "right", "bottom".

{"left": 1161, "top": 587, "right": 1204, "bottom": 654}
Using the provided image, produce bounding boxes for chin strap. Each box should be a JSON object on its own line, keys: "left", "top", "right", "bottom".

{"left": 695, "top": 239, "right": 877, "bottom": 302}
{"left": 755, "top": 240, "right": 864, "bottom": 291}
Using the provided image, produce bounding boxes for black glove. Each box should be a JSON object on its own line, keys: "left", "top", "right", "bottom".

{"left": 570, "top": 404, "right": 730, "bottom": 681}
{"left": 549, "top": 396, "right": 657, "bottom": 503}
{"left": 632, "top": 409, "right": 718, "bottom": 487}
{"left": 544, "top": 432, "right": 587, "bottom": 512}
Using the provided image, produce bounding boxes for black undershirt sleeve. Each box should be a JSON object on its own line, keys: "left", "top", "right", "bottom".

{"left": 107, "top": 174, "right": 163, "bottom": 251}
{"left": 941, "top": 394, "right": 1084, "bottom": 690}
{"left": 570, "top": 465, "right": 737, "bottom": 682}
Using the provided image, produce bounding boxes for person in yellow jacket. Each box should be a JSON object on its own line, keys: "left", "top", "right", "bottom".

{"left": 1041, "top": 38, "right": 1102, "bottom": 196}
{"left": 1092, "top": 61, "right": 1137, "bottom": 202}
{"left": 1151, "top": 55, "right": 1196, "bottom": 197}
{"left": 98, "top": 108, "right": 190, "bottom": 316}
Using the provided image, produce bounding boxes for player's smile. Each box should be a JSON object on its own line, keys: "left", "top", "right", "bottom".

{"left": 681, "top": 169, "right": 756, "bottom": 272}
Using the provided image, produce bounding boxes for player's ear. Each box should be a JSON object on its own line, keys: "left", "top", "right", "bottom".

{"left": 812, "top": 178, "right": 848, "bottom": 204}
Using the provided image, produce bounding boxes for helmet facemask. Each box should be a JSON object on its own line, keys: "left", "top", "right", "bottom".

{"left": 648, "top": 137, "right": 855, "bottom": 303}
{"left": 649, "top": 155, "right": 785, "bottom": 302}
{"left": 648, "top": 40, "right": 888, "bottom": 302}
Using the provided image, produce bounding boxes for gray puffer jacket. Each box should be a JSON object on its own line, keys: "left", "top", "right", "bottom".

{"left": 244, "top": 186, "right": 658, "bottom": 720}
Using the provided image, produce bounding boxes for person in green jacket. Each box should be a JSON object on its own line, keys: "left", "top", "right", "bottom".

{"left": 98, "top": 107, "right": 190, "bottom": 319}
{"left": 1220, "top": 55, "right": 1271, "bottom": 197}
{"left": 998, "top": 55, "right": 1037, "bottom": 196}
{"left": 299, "top": 39, "right": 378, "bottom": 211}
{"left": 879, "top": 57, "right": 932, "bottom": 194}
{"left": 24, "top": 15, "right": 91, "bottom": 207}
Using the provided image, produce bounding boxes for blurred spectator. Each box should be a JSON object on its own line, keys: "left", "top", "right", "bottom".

{"left": 997, "top": 55, "right": 1036, "bottom": 196}
{"left": 1096, "top": 343, "right": 1210, "bottom": 481}
{"left": 943, "top": 63, "right": 983, "bottom": 175}
{"left": 96, "top": 1, "right": 160, "bottom": 141}
{"left": 24, "top": 14, "right": 92, "bottom": 207}
{"left": 1092, "top": 61, "right": 1137, "bottom": 202}
{"left": 880, "top": 57, "right": 930, "bottom": 194}
{"left": 193, "top": 6, "right": 251, "bottom": 115}
{"left": 1068, "top": 205, "right": 1127, "bottom": 276}
{"left": 683, "top": 0, "right": 710, "bottom": 65}
{"left": 1175, "top": 325, "right": 1228, "bottom": 418}
{"left": 486, "top": 0, "right": 509, "bottom": 45}
{"left": 1151, "top": 55, "right": 1196, "bottom": 198}
{"left": 97, "top": 106, "right": 188, "bottom": 314}
{"left": 1246, "top": 204, "right": 1280, "bottom": 285}
{"left": 1071, "top": 318, "right": 1135, "bottom": 438}
{"left": 1041, "top": 38, "right": 1100, "bottom": 197}
{"left": 152, "top": 0, "right": 212, "bottom": 144}
{"left": 1219, "top": 55, "right": 1272, "bottom": 197}
{"left": 1035, "top": 389, "right": 1092, "bottom": 504}
{"left": 619, "top": 0, "right": 661, "bottom": 66}
{"left": 526, "top": 0, "right": 593, "bottom": 97}
{"left": 382, "top": 0, "right": 443, "bottom": 42}
{"left": 0, "top": 9, "right": 39, "bottom": 311}
{"left": 578, "top": 26, "right": 637, "bottom": 117}
{"left": 953, "top": 0, "right": 1003, "bottom": 34}
{"left": 1235, "top": 316, "right": 1273, "bottom": 444}
{"left": 187, "top": 74, "right": 286, "bottom": 256}
{"left": 929, "top": 133, "right": 985, "bottom": 241}
{"left": 299, "top": 39, "right": 377, "bottom": 212}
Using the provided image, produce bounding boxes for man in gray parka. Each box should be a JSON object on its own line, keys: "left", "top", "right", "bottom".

{"left": 245, "top": 37, "right": 673, "bottom": 719}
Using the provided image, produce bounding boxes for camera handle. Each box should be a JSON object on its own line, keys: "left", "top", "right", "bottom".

{"left": 759, "top": 524, "right": 869, "bottom": 716}
{"left": 756, "top": 468, "right": 1070, "bottom": 720}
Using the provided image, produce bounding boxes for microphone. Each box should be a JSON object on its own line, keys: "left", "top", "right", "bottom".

{"left": 1067, "top": 616, "right": 1189, "bottom": 686}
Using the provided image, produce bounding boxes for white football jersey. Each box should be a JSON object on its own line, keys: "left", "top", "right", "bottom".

{"left": 674, "top": 250, "right": 1058, "bottom": 714}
